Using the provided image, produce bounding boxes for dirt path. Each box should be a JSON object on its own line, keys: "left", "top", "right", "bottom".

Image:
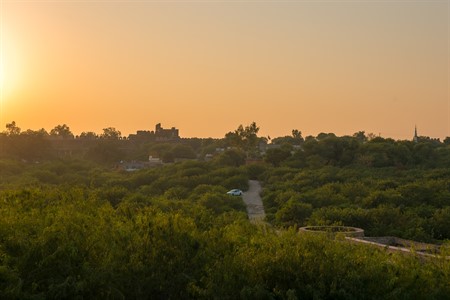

{"left": 242, "top": 180, "right": 266, "bottom": 222}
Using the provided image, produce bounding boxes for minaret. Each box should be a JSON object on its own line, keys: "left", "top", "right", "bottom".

{"left": 413, "top": 125, "right": 418, "bottom": 143}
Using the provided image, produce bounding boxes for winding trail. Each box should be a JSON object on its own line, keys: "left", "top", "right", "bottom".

{"left": 242, "top": 180, "right": 266, "bottom": 223}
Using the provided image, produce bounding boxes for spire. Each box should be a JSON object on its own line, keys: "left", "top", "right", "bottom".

{"left": 413, "top": 125, "right": 418, "bottom": 143}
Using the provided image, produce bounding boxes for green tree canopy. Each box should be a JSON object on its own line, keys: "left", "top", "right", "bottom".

{"left": 5, "top": 121, "right": 21, "bottom": 136}
{"left": 101, "top": 127, "right": 122, "bottom": 139}
{"left": 50, "top": 124, "right": 74, "bottom": 139}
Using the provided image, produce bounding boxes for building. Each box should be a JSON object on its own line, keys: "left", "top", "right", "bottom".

{"left": 155, "top": 123, "right": 179, "bottom": 141}
{"left": 117, "top": 156, "right": 163, "bottom": 171}
{"left": 128, "top": 123, "right": 180, "bottom": 142}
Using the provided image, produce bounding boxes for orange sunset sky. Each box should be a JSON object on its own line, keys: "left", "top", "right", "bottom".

{"left": 0, "top": 0, "right": 448, "bottom": 140}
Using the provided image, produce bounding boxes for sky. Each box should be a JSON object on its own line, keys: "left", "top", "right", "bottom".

{"left": 0, "top": 0, "right": 448, "bottom": 140}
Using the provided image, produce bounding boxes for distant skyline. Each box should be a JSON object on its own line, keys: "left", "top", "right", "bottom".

{"left": 0, "top": 1, "right": 448, "bottom": 140}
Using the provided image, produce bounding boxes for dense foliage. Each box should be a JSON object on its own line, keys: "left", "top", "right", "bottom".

{"left": 0, "top": 124, "right": 449, "bottom": 298}
{"left": 0, "top": 158, "right": 448, "bottom": 299}
{"left": 259, "top": 135, "right": 450, "bottom": 243}
{"left": 262, "top": 166, "right": 450, "bottom": 241}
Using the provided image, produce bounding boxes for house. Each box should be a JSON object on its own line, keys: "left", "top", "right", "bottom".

{"left": 148, "top": 155, "right": 163, "bottom": 166}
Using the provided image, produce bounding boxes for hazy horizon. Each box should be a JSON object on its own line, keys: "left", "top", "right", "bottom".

{"left": 0, "top": 1, "right": 448, "bottom": 140}
{"left": 0, "top": 120, "right": 438, "bottom": 142}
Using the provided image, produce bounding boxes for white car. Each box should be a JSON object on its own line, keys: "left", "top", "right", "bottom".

{"left": 227, "top": 189, "right": 243, "bottom": 196}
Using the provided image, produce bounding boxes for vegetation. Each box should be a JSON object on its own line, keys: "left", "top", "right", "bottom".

{"left": 260, "top": 134, "right": 450, "bottom": 243}
{"left": 0, "top": 122, "right": 449, "bottom": 298}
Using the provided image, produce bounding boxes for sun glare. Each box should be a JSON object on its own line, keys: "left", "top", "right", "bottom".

{"left": 0, "top": 0, "right": 4, "bottom": 116}
{"left": 0, "top": 32, "right": 23, "bottom": 102}
{"left": 0, "top": 61, "right": 4, "bottom": 88}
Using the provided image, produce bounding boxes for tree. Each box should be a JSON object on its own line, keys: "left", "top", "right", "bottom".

{"left": 353, "top": 131, "right": 367, "bottom": 142}
{"left": 292, "top": 129, "right": 302, "bottom": 139}
{"left": 265, "top": 148, "right": 292, "bottom": 167}
{"left": 171, "top": 144, "right": 196, "bottom": 159}
{"left": 275, "top": 200, "right": 313, "bottom": 226}
{"left": 162, "top": 151, "right": 175, "bottom": 163}
{"left": 149, "top": 143, "right": 173, "bottom": 158}
{"left": 432, "top": 207, "right": 450, "bottom": 239}
{"left": 35, "top": 128, "right": 49, "bottom": 137}
{"left": 80, "top": 131, "right": 98, "bottom": 140}
{"left": 367, "top": 132, "right": 378, "bottom": 141}
{"left": 2, "top": 127, "right": 51, "bottom": 160}
{"left": 215, "top": 149, "right": 246, "bottom": 167}
{"left": 225, "top": 122, "right": 260, "bottom": 156}
{"left": 224, "top": 131, "right": 243, "bottom": 149}
{"left": 50, "top": 124, "right": 74, "bottom": 139}
{"left": 5, "top": 121, "right": 20, "bottom": 136}
{"left": 316, "top": 132, "right": 336, "bottom": 140}
{"left": 271, "top": 130, "right": 304, "bottom": 146}
{"left": 101, "top": 127, "right": 121, "bottom": 139}
{"left": 240, "top": 122, "right": 260, "bottom": 152}
{"left": 86, "top": 142, "right": 123, "bottom": 164}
